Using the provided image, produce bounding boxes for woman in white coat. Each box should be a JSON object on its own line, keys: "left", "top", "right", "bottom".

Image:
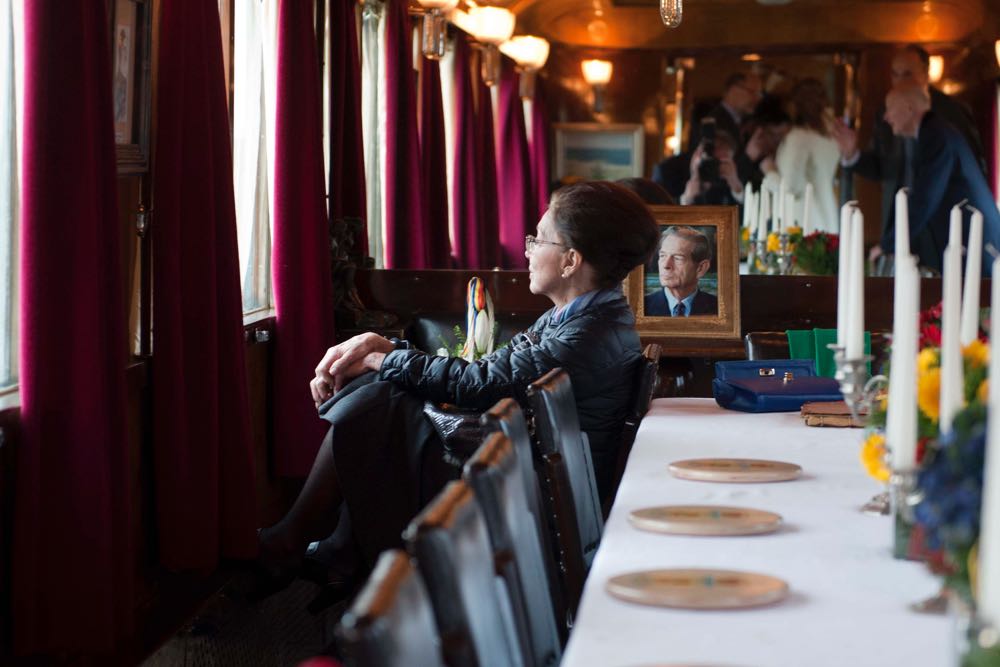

{"left": 764, "top": 78, "right": 840, "bottom": 233}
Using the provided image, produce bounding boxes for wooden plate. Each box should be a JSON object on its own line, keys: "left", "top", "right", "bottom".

{"left": 607, "top": 568, "right": 789, "bottom": 609}
{"left": 628, "top": 505, "right": 783, "bottom": 536}
{"left": 668, "top": 458, "right": 802, "bottom": 483}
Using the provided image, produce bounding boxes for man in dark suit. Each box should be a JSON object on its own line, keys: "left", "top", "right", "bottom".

{"left": 832, "top": 45, "right": 986, "bottom": 254}
{"left": 652, "top": 130, "right": 744, "bottom": 206}
{"left": 876, "top": 84, "right": 1000, "bottom": 275}
{"left": 644, "top": 226, "right": 719, "bottom": 316}
{"left": 687, "top": 72, "right": 763, "bottom": 184}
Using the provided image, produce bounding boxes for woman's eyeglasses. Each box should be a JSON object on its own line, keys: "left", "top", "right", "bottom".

{"left": 525, "top": 235, "right": 570, "bottom": 253}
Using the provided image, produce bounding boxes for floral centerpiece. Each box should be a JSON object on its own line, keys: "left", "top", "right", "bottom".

{"left": 792, "top": 231, "right": 839, "bottom": 276}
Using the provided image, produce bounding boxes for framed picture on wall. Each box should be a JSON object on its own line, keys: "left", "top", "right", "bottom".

{"left": 110, "top": 0, "right": 152, "bottom": 174}
{"left": 553, "top": 123, "right": 644, "bottom": 183}
{"left": 625, "top": 205, "right": 741, "bottom": 339}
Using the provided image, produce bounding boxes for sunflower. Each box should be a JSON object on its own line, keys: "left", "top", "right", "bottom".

{"left": 962, "top": 339, "right": 989, "bottom": 369}
{"left": 917, "top": 366, "right": 941, "bottom": 422}
{"left": 916, "top": 347, "right": 939, "bottom": 377}
{"left": 860, "top": 432, "right": 890, "bottom": 483}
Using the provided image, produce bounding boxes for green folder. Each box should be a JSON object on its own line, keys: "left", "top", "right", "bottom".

{"left": 785, "top": 328, "right": 871, "bottom": 378}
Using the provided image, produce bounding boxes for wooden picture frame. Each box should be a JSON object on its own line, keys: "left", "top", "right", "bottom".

{"left": 625, "top": 206, "right": 741, "bottom": 339}
{"left": 553, "top": 123, "right": 644, "bottom": 182}
{"left": 111, "top": 0, "right": 152, "bottom": 174}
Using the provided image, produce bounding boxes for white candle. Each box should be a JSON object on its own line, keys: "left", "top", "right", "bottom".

{"left": 742, "top": 185, "right": 752, "bottom": 229}
{"left": 786, "top": 194, "right": 797, "bottom": 231}
{"left": 802, "top": 183, "right": 814, "bottom": 236}
{"left": 836, "top": 201, "right": 857, "bottom": 349}
{"left": 977, "top": 255, "right": 1000, "bottom": 626}
{"left": 949, "top": 203, "right": 964, "bottom": 251}
{"left": 894, "top": 187, "right": 910, "bottom": 259}
{"left": 887, "top": 256, "right": 920, "bottom": 470}
{"left": 758, "top": 186, "right": 770, "bottom": 240}
{"left": 747, "top": 188, "right": 758, "bottom": 236}
{"left": 960, "top": 207, "right": 983, "bottom": 345}
{"left": 939, "top": 242, "right": 964, "bottom": 433}
{"left": 776, "top": 177, "right": 786, "bottom": 233}
{"left": 845, "top": 209, "right": 865, "bottom": 359}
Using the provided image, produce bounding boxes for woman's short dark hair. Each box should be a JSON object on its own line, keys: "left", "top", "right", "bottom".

{"left": 548, "top": 181, "right": 660, "bottom": 288}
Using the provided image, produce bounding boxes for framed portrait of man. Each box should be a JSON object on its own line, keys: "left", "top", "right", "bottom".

{"left": 625, "top": 206, "right": 741, "bottom": 339}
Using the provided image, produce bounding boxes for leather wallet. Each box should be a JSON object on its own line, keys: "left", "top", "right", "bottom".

{"left": 712, "top": 360, "right": 842, "bottom": 413}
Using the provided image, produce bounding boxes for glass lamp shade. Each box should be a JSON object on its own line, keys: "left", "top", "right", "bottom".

{"left": 415, "top": 0, "right": 459, "bottom": 9}
{"left": 581, "top": 59, "right": 613, "bottom": 85}
{"left": 468, "top": 6, "right": 516, "bottom": 45}
{"left": 500, "top": 35, "right": 550, "bottom": 71}
{"left": 660, "top": 0, "right": 682, "bottom": 27}
{"left": 995, "top": 40, "right": 1000, "bottom": 69}
{"left": 928, "top": 55, "right": 944, "bottom": 83}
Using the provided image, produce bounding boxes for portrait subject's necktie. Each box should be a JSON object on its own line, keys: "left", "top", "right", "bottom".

{"left": 673, "top": 302, "right": 686, "bottom": 317}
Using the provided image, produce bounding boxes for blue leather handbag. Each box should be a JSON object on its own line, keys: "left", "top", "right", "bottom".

{"left": 712, "top": 360, "right": 842, "bottom": 413}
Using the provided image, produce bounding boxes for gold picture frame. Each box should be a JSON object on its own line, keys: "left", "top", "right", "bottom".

{"left": 625, "top": 205, "right": 741, "bottom": 339}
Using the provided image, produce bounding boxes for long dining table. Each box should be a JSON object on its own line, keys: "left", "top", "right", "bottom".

{"left": 561, "top": 398, "right": 952, "bottom": 667}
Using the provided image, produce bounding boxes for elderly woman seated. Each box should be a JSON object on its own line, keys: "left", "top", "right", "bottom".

{"left": 257, "top": 181, "right": 660, "bottom": 584}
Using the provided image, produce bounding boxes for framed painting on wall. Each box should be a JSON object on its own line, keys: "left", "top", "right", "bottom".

{"left": 110, "top": 0, "right": 152, "bottom": 174}
{"left": 625, "top": 205, "right": 741, "bottom": 339}
{"left": 553, "top": 123, "right": 644, "bottom": 183}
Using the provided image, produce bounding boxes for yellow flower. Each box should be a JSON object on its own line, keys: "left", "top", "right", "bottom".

{"left": 963, "top": 339, "right": 989, "bottom": 368}
{"left": 916, "top": 347, "right": 939, "bottom": 377}
{"left": 860, "top": 432, "right": 890, "bottom": 483}
{"left": 917, "top": 367, "right": 941, "bottom": 422}
{"left": 766, "top": 232, "right": 780, "bottom": 253}
{"left": 786, "top": 225, "right": 802, "bottom": 236}
{"left": 741, "top": 227, "right": 751, "bottom": 242}
{"left": 978, "top": 378, "right": 990, "bottom": 404}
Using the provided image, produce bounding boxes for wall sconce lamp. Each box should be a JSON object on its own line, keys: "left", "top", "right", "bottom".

{"left": 582, "top": 58, "right": 613, "bottom": 113}
{"left": 928, "top": 54, "right": 944, "bottom": 84}
{"left": 467, "top": 6, "right": 516, "bottom": 87}
{"left": 660, "top": 0, "right": 682, "bottom": 27}
{"left": 500, "top": 35, "right": 550, "bottom": 99}
{"left": 994, "top": 39, "right": 1000, "bottom": 69}
{"left": 414, "top": 0, "right": 459, "bottom": 60}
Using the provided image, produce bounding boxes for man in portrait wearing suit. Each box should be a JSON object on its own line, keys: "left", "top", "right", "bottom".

{"left": 876, "top": 84, "right": 1000, "bottom": 275}
{"left": 644, "top": 226, "right": 719, "bottom": 317}
{"left": 832, "top": 44, "right": 986, "bottom": 258}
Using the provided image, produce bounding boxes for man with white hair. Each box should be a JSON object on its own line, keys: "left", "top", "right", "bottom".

{"left": 878, "top": 83, "right": 999, "bottom": 275}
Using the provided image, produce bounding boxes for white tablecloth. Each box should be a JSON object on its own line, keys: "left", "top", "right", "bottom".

{"left": 561, "top": 398, "right": 951, "bottom": 667}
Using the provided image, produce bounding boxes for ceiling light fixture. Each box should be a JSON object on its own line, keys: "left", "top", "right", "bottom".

{"left": 500, "top": 35, "right": 550, "bottom": 99}
{"left": 660, "top": 0, "right": 682, "bottom": 28}
{"left": 468, "top": 6, "right": 516, "bottom": 87}
{"left": 414, "top": 0, "right": 459, "bottom": 60}
{"left": 582, "top": 59, "right": 613, "bottom": 113}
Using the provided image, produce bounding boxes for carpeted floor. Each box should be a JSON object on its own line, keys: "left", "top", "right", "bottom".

{"left": 142, "top": 579, "right": 347, "bottom": 667}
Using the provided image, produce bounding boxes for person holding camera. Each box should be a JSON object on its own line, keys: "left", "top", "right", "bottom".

{"left": 678, "top": 123, "right": 744, "bottom": 206}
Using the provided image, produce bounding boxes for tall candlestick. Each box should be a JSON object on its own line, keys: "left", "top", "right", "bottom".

{"left": 776, "top": 177, "right": 786, "bottom": 233}
{"left": 742, "top": 185, "right": 752, "bottom": 229}
{"left": 747, "top": 188, "right": 758, "bottom": 236}
{"left": 758, "top": 186, "right": 770, "bottom": 240}
{"left": 949, "top": 203, "right": 963, "bottom": 252}
{"left": 785, "top": 194, "right": 797, "bottom": 231}
{"left": 836, "top": 201, "right": 856, "bottom": 349}
{"left": 894, "top": 187, "right": 910, "bottom": 260}
{"left": 802, "top": 183, "right": 814, "bottom": 236}
{"left": 845, "top": 209, "right": 865, "bottom": 359}
{"left": 887, "top": 256, "right": 920, "bottom": 469}
{"left": 977, "top": 255, "right": 1000, "bottom": 626}
{"left": 939, "top": 242, "right": 964, "bottom": 433}
{"left": 960, "top": 206, "right": 983, "bottom": 345}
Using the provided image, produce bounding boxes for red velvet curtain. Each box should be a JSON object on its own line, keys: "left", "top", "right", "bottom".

{"left": 450, "top": 36, "right": 483, "bottom": 268}
{"left": 14, "top": 1, "right": 132, "bottom": 654}
{"left": 496, "top": 59, "right": 533, "bottom": 268}
{"left": 476, "top": 62, "right": 501, "bottom": 268}
{"left": 329, "top": 0, "right": 367, "bottom": 254}
{"left": 529, "top": 78, "right": 551, "bottom": 217}
{"left": 420, "top": 58, "right": 453, "bottom": 267}
{"left": 151, "top": 0, "right": 256, "bottom": 568}
{"left": 384, "top": 0, "right": 427, "bottom": 268}
{"left": 272, "top": 0, "right": 335, "bottom": 476}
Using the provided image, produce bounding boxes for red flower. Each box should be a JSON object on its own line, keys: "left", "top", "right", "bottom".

{"left": 920, "top": 323, "right": 942, "bottom": 348}
{"left": 915, "top": 436, "right": 930, "bottom": 465}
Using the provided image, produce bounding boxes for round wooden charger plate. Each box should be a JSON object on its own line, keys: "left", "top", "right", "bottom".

{"left": 628, "top": 505, "right": 783, "bottom": 536}
{"left": 668, "top": 458, "right": 802, "bottom": 483}
{"left": 607, "top": 568, "right": 789, "bottom": 609}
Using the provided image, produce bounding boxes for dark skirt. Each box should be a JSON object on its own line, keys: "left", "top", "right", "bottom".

{"left": 317, "top": 373, "right": 460, "bottom": 566}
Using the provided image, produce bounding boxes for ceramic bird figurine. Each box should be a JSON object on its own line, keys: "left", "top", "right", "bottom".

{"left": 461, "top": 276, "right": 495, "bottom": 361}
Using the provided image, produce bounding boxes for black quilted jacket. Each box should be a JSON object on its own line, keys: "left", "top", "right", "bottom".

{"left": 378, "top": 289, "right": 642, "bottom": 473}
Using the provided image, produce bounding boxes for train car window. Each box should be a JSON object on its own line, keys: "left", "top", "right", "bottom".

{"left": 360, "top": 1, "right": 386, "bottom": 267}
{"left": 0, "top": 0, "right": 23, "bottom": 389}
{"left": 233, "top": 0, "right": 276, "bottom": 317}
